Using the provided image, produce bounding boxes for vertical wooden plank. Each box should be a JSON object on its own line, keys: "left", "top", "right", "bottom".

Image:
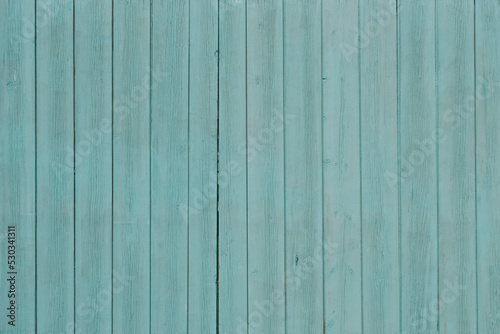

{"left": 476, "top": 1, "right": 500, "bottom": 333}
{"left": 188, "top": 0, "right": 218, "bottom": 332}
{"left": 0, "top": 1, "right": 36, "bottom": 332}
{"left": 322, "top": 0, "right": 362, "bottom": 332}
{"left": 74, "top": 0, "right": 113, "bottom": 332}
{"left": 359, "top": 0, "right": 399, "bottom": 333}
{"left": 283, "top": 0, "right": 323, "bottom": 333}
{"left": 437, "top": 1, "right": 476, "bottom": 333}
{"left": 112, "top": 0, "right": 150, "bottom": 332}
{"left": 398, "top": 1, "right": 438, "bottom": 333}
{"left": 218, "top": 0, "right": 248, "bottom": 333}
{"left": 36, "top": 0, "right": 74, "bottom": 331}
{"left": 246, "top": 1, "right": 285, "bottom": 333}
{"left": 150, "top": 0, "right": 189, "bottom": 332}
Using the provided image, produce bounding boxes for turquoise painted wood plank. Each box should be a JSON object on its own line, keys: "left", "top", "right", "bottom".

{"left": 246, "top": 1, "right": 285, "bottom": 333}
{"left": 150, "top": 0, "right": 189, "bottom": 332}
{"left": 218, "top": 0, "right": 248, "bottom": 333}
{"left": 188, "top": 0, "right": 218, "bottom": 332}
{"left": 476, "top": 2, "right": 500, "bottom": 333}
{"left": 112, "top": 0, "right": 150, "bottom": 332}
{"left": 437, "top": 1, "right": 476, "bottom": 333}
{"left": 398, "top": 1, "right": 438, "bottom": 333}
{"left": 36, "top": 0, "right": 75, "bottom": 331}
{"left": 360, "top": 0, "right": 399, "bottom": 333}
{"left": 283, "top": 0, "right": 323, "bottom": 333}
{"left": 0, "top": 1, "right": 36, "bottom": 332}
{"left": 74, "top": 0, "right": 113, "bottom": 332}
{"left": 322, "top": 0, "right": 362, "bottom": 332}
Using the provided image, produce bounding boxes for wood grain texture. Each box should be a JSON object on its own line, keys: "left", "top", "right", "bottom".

{"left": 322, "top": 0, "right": 362, "bottom": 332}
{"left": 0, "top": 1, "right": 36, "bottom": 332}
{"left": 284, "top": 0, "right": 323, "bottom": 333}
{"left": 35, "top": 0, "right": 75, "bottom": 332}
{"left": 74, "top": 0, "right": 113, "bottom": 332}
{"left": 112, "top": 0, "right": 151, "bottom": 332}
{"left": 246, "top": 1, "right": 285, "bottom": 333}
{"left": 359, "top": 0, "right": 399, "bottom": 333}
{"left": 188, "top": 0, "right": 218, "bottom": 333}
{"left": 476, "top": 1, "right": 500, "bottom": 333}
{"left": 218, "top": 0, "right": 248, "bottom": 333}
{"left": 437, "top": 1, "right": 477, "bottom": 333}
{"left": 2, "top": 2, "right": 500, "bottom": 333}
{"left": 150, "top": 0, "right": 189, "bottom": 333}
{"left": 398, "top": 1, "right": 438, "bottom": 333}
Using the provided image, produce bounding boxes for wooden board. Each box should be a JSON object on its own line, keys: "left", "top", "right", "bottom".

{"left": 437, "top": 1, "right": 477, "bottom": 333}
{"left": 322, "top": 0, "right": 362, "bottom": 332}
{"left": 36, "top": 0, "right": 75, "bottom": 332}
{"left": 359, "top": 0, "right": 399, "bottom": 333}
{"left": 284, "top": 0, "right": 323, "bottom": 332}
{"left": 74, "top": 0, "right": 113, "bottom": 332}
{"left": 476, "top": 1, "right": 500, "bottom": 333}
{"left": 112, "top": 0, "right": 151, "bottom": 332}
{"left": 150, "top": 0, "right": 189, "bottom": 333}
{"left": 218, "top": 0, "right": 248, "bottom": 333}
{"left": 246, "top": 1, "right": 286, "bottom": 333}
{"left": 188, "top": 0, "right": 219, "bottom": 333}
{"left": 0, "top": 1, "right": 36, "bottom": 332}
{"left": 399, "top": 1, "right": 438, "bottom": 333}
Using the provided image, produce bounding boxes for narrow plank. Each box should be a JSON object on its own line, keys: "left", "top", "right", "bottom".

{"left": 322, "top": 0, "right": 362, "bottom": 332}
{"left": 150, "top": 0, "right": 189, "bottom": 332}
{"left": 188, "top": 0, "right": 218, "bottom": 332}
{"left": 74, "top": 0, "right": 113, "bottom": 332}
{"left": 35, "top": 0, "right": 75, "bottom": 331}
{"left": 0, "top": 1, "right": 36, "bottom": 332}
{"left": 398, "top": 1, "right": 438, "bottom": 333}
{"left": 437, "top": 1, "right": 476, "bottom": 333}
{"left": 359, "top": 0, "right": 399, "bottom": 333}
{"left": 476, "top": 2, "right": 500, "bottom": 333}
{"left": 112, "top": 0, "right": 150, "bottom": 332}
{"left": 246, "top": 1, "right": 285, "bottom": 333}
{"left": 283, "top": 0, "right": 323, "bottom": 333}
{"left": 218, "top": 0, "right": 248, "bottom": 333}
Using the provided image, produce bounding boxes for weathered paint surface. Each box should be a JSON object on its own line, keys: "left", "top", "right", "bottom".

{"left": 0, "top": 1, "right": 498, "bottom": 333}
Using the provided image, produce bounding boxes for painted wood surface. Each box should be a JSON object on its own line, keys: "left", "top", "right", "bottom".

{"left": 218, "top": 1, "right": 248, "bottom": 334}
{"left": 360, "top": 0, "right": 399, "bottom": 333}
{"left": 1, "top": 1, "right": 500, "bottom": 333}
{"left": 322, "top": 0, "right": 362, "bottom": 332}
{"left": 35, "top": 0, "right": 75, "bottom": 332}
{"left": 476, "top": 1, "right": 500, "bottom": 333}
{"left": 150, "top": 0, "right": 189, "bottom": 333}
{"left": 188, "top": 0, "right": 219, "bottom": 333}
{"left": 437, "top": 2, "right": 476, "bottom": 333}
{"left": 0, "top": 1, "right": 35, "bottom": 332}
{"left": 112, "top": 0, "right": 151, "bottom": 333}
{"left": 75, "top": 0, "right": 113, "bottom": 332}
{"left": 399, "top": 1, "right": 438, "bottom": 333}
{"left": 246, "top": 1, "right": 285, "bottom": 333}
{"left": 284, "top": 1, "right": 323, "bottom": 333}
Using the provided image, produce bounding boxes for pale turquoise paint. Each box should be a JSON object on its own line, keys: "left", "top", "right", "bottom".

{"left": 150, "top": 0, "right": 189, "bottom": 333}
{"left": 437, "top": 2, "right": 477, "bottom": 333}
{"left": 75, "top": 0, "right": 113, "bottom": 332}
{"left": 188, "top": 0, "right": 218, "bottom": 333}
{"left": 1, "top": 1, "right": 499, "bottom": 333}
{"left": 36, "top": 0, "right": 75, "bottom": 332}
{"left": 247, "top": 1, "right": 286, "bottom": 333}
{"left": 360, "top": 0, "right": 399, "bottom": 332}
{"left": 0, "top": 1, "right": 35, "bottom": 333}
{"left": 218, "top": 1, "right": 248, "bottom": 334}
{"left": 112, "top": 0, "right": 151, "bottom": 333}
{"left": 399, "top": 1, "right": 438, "bottom": 333}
